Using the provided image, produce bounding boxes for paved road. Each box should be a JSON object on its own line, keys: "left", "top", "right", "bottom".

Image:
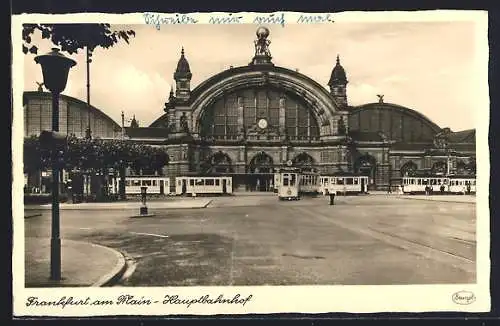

{"left": 24, "top": 195, "right": 476, "bottom": 286}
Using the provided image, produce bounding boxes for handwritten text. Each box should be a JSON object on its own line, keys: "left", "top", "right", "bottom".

{"left": 253, "top": 13, "right": 286, "bottom": 27}
{"left": 297, "top": 13, "right": 334, "bottom": 24}
{"left": 209, "top": 13, "right": 243, "bottom": 24}
{"left": 143, "top": 13, "right": 199, "bottom": 30}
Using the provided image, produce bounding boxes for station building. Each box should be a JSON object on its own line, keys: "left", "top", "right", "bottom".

{"left": 23, "top": 90, "right": 122, "bottom": 192}
{"left": 23, "top": 26, "right": 476, "bottom": 192}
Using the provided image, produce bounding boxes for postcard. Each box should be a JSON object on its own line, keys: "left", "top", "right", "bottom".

{"left": 12, "top": 10, "right": 490, "bottom": 316}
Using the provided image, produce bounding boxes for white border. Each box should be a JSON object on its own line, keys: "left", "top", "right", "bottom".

{"left": 12, "top": 11, "right": 490, "bottom": 316}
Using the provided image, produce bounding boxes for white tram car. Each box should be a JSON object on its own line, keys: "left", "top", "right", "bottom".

{"left": 401, "top": 175, "right": 476, "bottom": 194}
{"left": 175, "top": 176, "right": 233, "bottom": 195}
{"left": 276, "top": 169, "right": 300, "bottom": 200}
{"left": 448, "top": 176, "right": 476, "bottom": 194}
{"left": 109, "top": 176, "right": 171, "bottom": 195}
{"left": 401, "top": 176, "right": 448, "bottom": 194}
{"left": 319, "top": 174, "right": 369, "bottom": 195}
{"left": 299, "top": 172, "right": 321, "bottom": 194}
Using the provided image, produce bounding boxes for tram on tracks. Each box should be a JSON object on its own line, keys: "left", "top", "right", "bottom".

{"left": 276, "top": 167, "right": 300, "bottom": 200}
{"left": 401, "top": 175, "right": 476, "bottom": 194}
{"left": 109, "top": 176, "right": 171, "bottom": 195}
{"left": 318, "top": 173, "right": 369, "bottom": 195}
{"left": 175, "top": 176, "right": 233, "bottom": 195}
{"left": 299, "top": 171, "right": 321, "bottom": 195}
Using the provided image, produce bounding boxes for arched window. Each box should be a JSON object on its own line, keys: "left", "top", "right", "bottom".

{"left": 431, "top": 161, "right": 447, "bottom": 175}
{"left": 201, "top": 151, "right": 233, "bottom": 174}
{"left": 249, "top": 152, "right": 274, "bottom": 173}
{"left": 292, "top": 152, "right": 316, "bottom": 172}
{"left": 199, "top": 87, "right": 319, "bottom": 140}
{"left": 400, "top": 161, "right": 418, "bottom": 177}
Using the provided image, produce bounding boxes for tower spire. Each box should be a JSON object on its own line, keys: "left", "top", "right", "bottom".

{"left": 328, "top": 53, "right": 348, "bottom": 107}
{"left": 174, "top": 47, "right": 192, "bottom": 101}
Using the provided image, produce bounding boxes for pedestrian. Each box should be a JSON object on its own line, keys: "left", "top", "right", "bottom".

{"left": 329, "top": 191, "right": 335, "bottom": 205}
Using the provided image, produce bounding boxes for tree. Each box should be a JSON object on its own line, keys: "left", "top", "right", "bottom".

{"left": 22, "top": 23, "right": 136, "bottom": 55}
{"left": 24, "top": 135, "right": 169, "bottom": 201}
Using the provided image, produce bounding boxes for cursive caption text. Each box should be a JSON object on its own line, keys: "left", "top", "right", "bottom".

{"left": 25, "top": 294, "right": 253, "bottom": 309}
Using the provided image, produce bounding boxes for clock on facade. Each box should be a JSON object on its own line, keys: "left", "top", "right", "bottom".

{"left": 257, "top": 118, "right": 268, "bottom": 129}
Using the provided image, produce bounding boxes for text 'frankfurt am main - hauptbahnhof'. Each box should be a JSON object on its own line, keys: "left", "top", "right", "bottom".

{"left": 23, "top": 27, "right": 476, "bottom": 193}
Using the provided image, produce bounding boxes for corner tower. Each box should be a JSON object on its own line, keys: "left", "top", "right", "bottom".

{"left": 174, "top": 47, "right": 192, "bottom": 102}
{"left": 328, "top": 54, "right": 348, "bottom": 107}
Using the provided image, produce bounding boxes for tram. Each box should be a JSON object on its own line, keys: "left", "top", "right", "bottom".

{"left": 175, "top": 176, "right": 233, "bottom": 195}
{"left": 299, "top": 172, "right": 321, "bottom": 195}
{"left": 401, "top": 175, "right": 476, "bottom": 194}
{"left": 319, "top": 173, "right": 369, "bottom": 195}
{"left": 448, "top": 175, "right": 476, "bottom": 194}
{"left": 109, "top": 176, "right": 171, "bottom": 195}
{"left": 276, "top": 168, "right": 300, "bottom": 200}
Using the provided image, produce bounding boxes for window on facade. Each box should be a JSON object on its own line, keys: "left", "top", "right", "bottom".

{"left": 28, "top": 103, "right": 41, "bottom": 136}
{"left": 200, "top": 88, "right": 320, "bottom": 140}
{"left": 41, "top": 102, "right": 52, "bottom": 131}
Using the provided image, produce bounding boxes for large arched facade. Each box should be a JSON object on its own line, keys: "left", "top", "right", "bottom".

{"left": 129, "top": 27, "right": 476, "bottom": 192}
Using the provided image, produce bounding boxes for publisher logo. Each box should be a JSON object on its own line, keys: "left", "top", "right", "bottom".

{"left": 452, "top": 291, "right": 476, "bottom": 305}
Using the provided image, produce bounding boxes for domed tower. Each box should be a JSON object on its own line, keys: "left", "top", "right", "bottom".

{"left": 328, "top": 55, "right": 348, "bottom": 107}
{"left": 174, "top": 47, "right": 192, "bottom": 102}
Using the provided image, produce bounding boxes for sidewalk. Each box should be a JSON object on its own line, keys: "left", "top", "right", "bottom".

{"left": 25, "top": 237, "right": 126, "bottom": 287}
{"left": 397, "top": 195, "right": 476, "bottom": 204}
{"left": 24, "top": 198, "right": 212, "bottom": 211}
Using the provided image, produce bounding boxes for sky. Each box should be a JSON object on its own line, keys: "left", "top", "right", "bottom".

{"left": 23, "top": 22, "right": 483, "bottom": 131}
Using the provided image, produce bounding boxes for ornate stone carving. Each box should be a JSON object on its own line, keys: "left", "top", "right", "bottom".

{"left": 180, "top": 112, "right": 189, "bottom": 133}
{"left": 433, "top": 127, "right": 451, "bottom": 149}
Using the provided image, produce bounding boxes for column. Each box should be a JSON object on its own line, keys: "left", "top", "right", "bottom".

{"left": 234, "top": 146, "right": 245, "bottom": 192}
{"left": 280, "top": 145, "right": 288, "bottom": 164}
{"left": 237, "top": 96, "right": 244, "bottom": 133}
{"left": 279, "top": 96, "right": 286, "bottom": 136}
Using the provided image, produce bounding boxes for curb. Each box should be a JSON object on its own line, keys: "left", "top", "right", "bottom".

{"left": 90, "top": 243, "right": 127, "bottom": 287}
{"left": 396, "top": 197, "right": 476, "bottom": 204}
{"left": 24, "top": 213, "right": 42, "bottom": 219}
{"left": 24, "top": 200, "right": 213, "bottom": 211}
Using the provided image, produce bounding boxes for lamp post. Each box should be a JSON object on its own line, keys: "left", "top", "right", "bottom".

{"left": 35, "top": 48, "right": 76, "bottom": 281}
{"left": 85, "top": 46, "right": 93, "bottom": 140}
{"left": 140, "top": 186, "right": 148, "bottom": 215}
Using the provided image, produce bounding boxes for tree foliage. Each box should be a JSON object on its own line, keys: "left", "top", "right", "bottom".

{"left": 22, "top": 23, "right": 136, "bottom": 55}
{"left": 23, "top": 135, "right": 50, "bottom": 172}
{"left": 24, "top": 136, "right": 169, "bottom": 175}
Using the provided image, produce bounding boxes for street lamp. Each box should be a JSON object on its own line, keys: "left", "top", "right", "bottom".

{"left": 35, "top": 48, "right": 76, "bottom": 281}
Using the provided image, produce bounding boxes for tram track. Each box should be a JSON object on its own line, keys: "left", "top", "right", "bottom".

{"left": 293, "top": 206, "right": 476, "bottom": 275}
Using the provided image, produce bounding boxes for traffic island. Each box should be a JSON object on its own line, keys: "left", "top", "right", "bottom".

{"left": 25, "top": 237, "right": 127, "bottom": 287}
